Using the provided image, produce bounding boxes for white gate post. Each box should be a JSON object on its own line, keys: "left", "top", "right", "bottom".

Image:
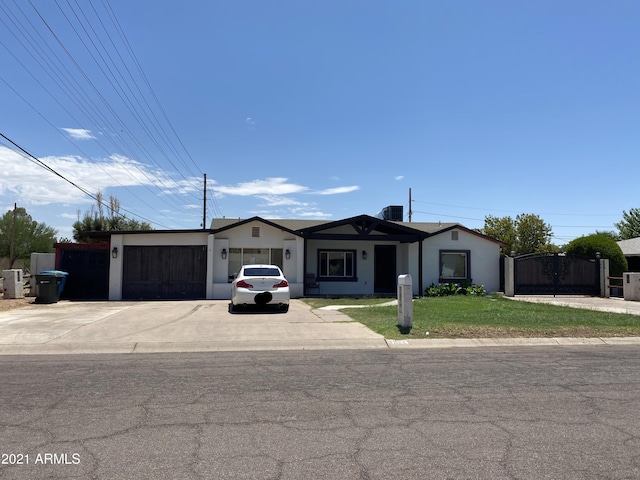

{"left": 504, "top": 255, "right": 515, "bottom": 297}
{"left": 600, "top": 258, "right": 610, "bottom": 298}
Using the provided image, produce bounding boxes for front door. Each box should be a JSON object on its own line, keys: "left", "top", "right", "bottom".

{"left": 374, "top": 245, "right": 396, "bottom": 293}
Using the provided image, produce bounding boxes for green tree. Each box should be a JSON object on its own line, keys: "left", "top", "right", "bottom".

{"left": 481, "top": 213, "right": 554, "bottom": 255}
{"left": 0, "top": 206, "right": 57, "bottom": 268}
{"left": 481, "top": 215, "right": 517, "bottom": 254}
{"left": 565, "top": 234, "right": 628, "bottom": 276}
{"left": 615, "top": 208, "right": 640, "bottom": 240}
{"left": 73, "top": 193, "right": 152, "bottom": 243}
{"left": 515, "top": 213, "right": 553, "bottom": 254}
{"left": 594, "top": 230, "right": 621, "bottom": 241}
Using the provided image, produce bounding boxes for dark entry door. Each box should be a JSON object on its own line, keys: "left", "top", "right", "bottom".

{"left": 122, "top": 246, "right": 207, "bottom": 299}
{"left": 374, "top": 245, "right": 396, "bottom": 293}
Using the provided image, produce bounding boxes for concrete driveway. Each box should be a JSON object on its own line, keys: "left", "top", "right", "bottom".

{"left": 3, "top": 295, "right": 640, "bottom": 355}
{"left": 508, "top": 295, "right": 640, "bottom": 315}
{"left": 0, "top": 299, "right": 386, "bottom": 355}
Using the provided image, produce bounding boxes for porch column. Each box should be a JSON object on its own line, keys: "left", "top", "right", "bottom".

{"left": 206, "top": 234, "right": 215, "bottom": 299}
{"left": 418, "top": 239, "right": 423, "bottom": 297}
{"left": 303, "top": 237, "right": 308, "bottom": 297}
{"left": 108, "top": 234, "right": 124, "bottom": 301}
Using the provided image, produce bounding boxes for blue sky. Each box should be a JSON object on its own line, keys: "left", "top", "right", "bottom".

{"left": 1, "top": 0, "right": 638, "bottom": 244}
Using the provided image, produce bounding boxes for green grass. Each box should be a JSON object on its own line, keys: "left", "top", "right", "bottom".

{"left": 303, "top": 295, "right": 640, "bottom": 340}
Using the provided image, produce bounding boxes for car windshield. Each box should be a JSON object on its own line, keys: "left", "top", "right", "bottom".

{"left": 243, "top": 267, "right": 281, "bottom": 277}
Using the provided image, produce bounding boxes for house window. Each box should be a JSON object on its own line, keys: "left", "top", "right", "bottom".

{"left": 440, "top": 250, "right": 470, "bottom": 281}
{"left": 451, "top": 230, "right": 459, "bottom": 241}
{"left": 252, "top": 227, "right": 260, "bottom": 237}
{"left": 228, "top": 247, "right": 284, "bottom": 280}
{"left": 243, "top": 248, "right": 270, "bottom": 265}
{"left": 318, "top": 250, "right": 356, "bottom": 281}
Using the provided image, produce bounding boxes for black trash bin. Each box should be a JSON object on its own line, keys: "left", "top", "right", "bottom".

{"left": 39, "top": 270, "right": 68, "bottom": 299}
{"left": 35, "top": 274, "right": 63, "bottom": 304}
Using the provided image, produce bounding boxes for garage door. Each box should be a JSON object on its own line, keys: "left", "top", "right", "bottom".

{"left": 122, "top": 246, "right": 207, "bottom": 300}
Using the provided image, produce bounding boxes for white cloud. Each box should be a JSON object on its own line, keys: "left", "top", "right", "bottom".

{"left": 255, "top": 195, "right": 309, "bottom": 207}
{"left": 395, "top": 175, "right": 404, "bottom": 181}
{"left": 215, "top": 179, "right": 358, "bottom": 218}
{"left": 0, "top": 146, "right": 199, "bottom": 207}
{"left": 0, "top": 143, "right": 359, "bottom": 227}
{"left": 62, "top": 128, "right": 95, "bottom": 140}
{"left": 292, "top": 208, "right": 333, "bottom": 218}
{"left": 312, "top": 186, "right": 360, "bottom": 195}
{"left": 215, "top": 178, "right": 308, "bottom": 196}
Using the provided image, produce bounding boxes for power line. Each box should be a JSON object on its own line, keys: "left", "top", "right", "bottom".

{"left": 411, "top": 199, "right": 620, "bottom": 217}
{"left": 2, "top": 0, "right": 195, "bottom": 202}
{"left": 0, "top": 132, "right": 174, "bottom": 229}
{"left": 53, "top": 0, "right": 199, "bottom": 186}
{"left": 1, "top": 0, "right": 223, "bottom": 223}
{"left": 0, "top": 75, "right": 195, "bottom": 225}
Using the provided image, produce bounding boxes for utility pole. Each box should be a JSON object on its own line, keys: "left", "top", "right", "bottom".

{"left": 408, "top": 188, "right": 412, "bottom": 222}
{"left": 203, "top": 173, "right": 207, "bottom": 229}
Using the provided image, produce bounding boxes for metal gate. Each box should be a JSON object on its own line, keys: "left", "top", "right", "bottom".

{"left": 514, "top": 253, "right": 600, "bottom": 296}
{"left": 58, "top": 247, "right": 109, "bottom": 300}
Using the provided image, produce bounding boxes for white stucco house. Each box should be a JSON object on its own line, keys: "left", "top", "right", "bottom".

{"left": 104, "top": 212, "right": 504, "bottom": 301}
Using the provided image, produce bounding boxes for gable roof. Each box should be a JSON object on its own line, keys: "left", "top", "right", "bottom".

{"left": 211, "top": 216, "right": 304, "bottom": 236}
{"left": 395, "top": 221, "right": 458, "bottom": 234}
{"left": 410, "top": 222, "right": 507, "bottom": 247}
{"left": 298, "top": 214, "right": 427, "bottom": 242}
{"left": 210, "top": 215, "right": 505, "bottom": 246}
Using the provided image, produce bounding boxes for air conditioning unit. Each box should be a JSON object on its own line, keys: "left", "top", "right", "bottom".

{"left": 2, "top": 269, "right": 24, "bottom": 299}
{"left": 378, "top": 205, "right": 404, "bottom": 221}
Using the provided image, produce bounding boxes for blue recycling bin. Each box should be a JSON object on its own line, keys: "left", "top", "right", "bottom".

{"left": 39, "top": 270, "right": 68, "bottom": 299}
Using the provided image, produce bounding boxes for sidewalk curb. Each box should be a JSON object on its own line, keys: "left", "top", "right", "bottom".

{"left": 2, "top": 336, "right": 639, "bottom": 356}
{"left": 0, "top": 338, "right": 390, "bottom": 355}
{"left": 385, "top": 336, "right": 640, "bottom": 349}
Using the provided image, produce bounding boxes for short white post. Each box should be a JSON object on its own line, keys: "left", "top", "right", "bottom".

{"left": 397, "top": 274, "right": 413, "bottom": 329}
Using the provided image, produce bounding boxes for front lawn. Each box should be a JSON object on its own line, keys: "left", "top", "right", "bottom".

{"left": 303, "top": 295, "right": 640, "bottom": 340}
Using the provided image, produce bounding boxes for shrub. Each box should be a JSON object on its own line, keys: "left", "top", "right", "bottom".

{"left": 564, "top": 234, "right": 628, "bottom": 276}
{"left": 425, "top": 281, "right": 486, "bottom": 297}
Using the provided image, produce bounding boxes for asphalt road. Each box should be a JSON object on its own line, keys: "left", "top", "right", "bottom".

{"left": 2, "top": 347, "right": 640, "bottom": 479}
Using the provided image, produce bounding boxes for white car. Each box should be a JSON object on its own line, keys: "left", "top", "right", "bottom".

{"left": 230, "top": 265, "right": 290, "bottom": 312}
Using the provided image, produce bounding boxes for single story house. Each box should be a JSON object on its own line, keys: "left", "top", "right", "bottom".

{"left": 103, "top": 211, "right": 504, "bottom": 300}
{"left": 617, "top": 237, "right": 640, "bottom": 271}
